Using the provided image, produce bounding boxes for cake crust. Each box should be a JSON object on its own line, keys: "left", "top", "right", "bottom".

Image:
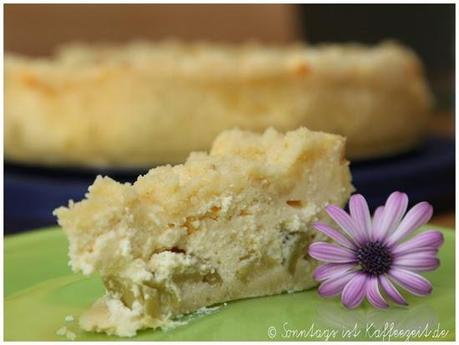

{"left": 6, "top": 40, "right": 432, "bottom": 167}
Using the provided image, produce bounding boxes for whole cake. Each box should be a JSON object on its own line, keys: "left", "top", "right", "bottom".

{"left": 6, "top": 40, "right": 432, "bottom": 167}
{"left": 54, "top": 127, "right": 353, "bottom": 336}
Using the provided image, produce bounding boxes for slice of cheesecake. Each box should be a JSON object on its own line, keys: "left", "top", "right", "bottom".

{"left": 54, "top": 127, "right": 352, "bottom": 337}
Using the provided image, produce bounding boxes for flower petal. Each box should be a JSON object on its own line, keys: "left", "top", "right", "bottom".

{"left": 389, "top": 267, "right": 432, "bottom": 296}
{"left": 394, "top": 249, "right": 439, "bottom": 260}
{"left": 313, "top": 223, "right": 357, "bottom": 249}
{"left": 386, "top": 202, "right": 433, "bottom": 246}
{"left": 379, "top": 275, "right": 408, "bottom": 305}
{"left": 349, "top": 194, "right": 372, "bottom": 242}
{"left": 393, "top": 257, "right": 440, "bottom": 272}
{"left": 372, "top": 206, "right": 384, "bottom": 225}
{"left": 318, "top": 271, "right": 358, "bottom": 297}
{"left": 366, "top": 276, "right": 388, "bottom": 308}
{"left": 374, "top": 192, "right": 408, "bottom": 241}
{"left": 313, "top": 263, "right": 355, "bottom": 281}
{"left": 392, "top": 230, "right": 444, "bottom": 255}
{"left": 371, "top": 206, "right": 384, "bottom": 241}
{"left": 341, "top": 272, "right": 368, "bottom": 309}
{"left": 326, "top": 205, "right": 361, "bottom": 242}
{"left": 309, "top": 242, "right": 357, "bottom": 263}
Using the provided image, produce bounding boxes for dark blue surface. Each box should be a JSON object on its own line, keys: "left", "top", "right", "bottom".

{"left": 350, "top": 137, "right": 454, "bottom": 213}
{"left": 4, "top": 137, "right": 454, "bottom": 234}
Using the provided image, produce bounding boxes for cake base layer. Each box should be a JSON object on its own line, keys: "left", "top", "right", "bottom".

{"left": 79, "top": 259, "right": 319, "bottom": 336}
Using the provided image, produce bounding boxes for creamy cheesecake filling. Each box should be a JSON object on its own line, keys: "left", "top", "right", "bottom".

{"left": 79, "top": 191, "right": 328, "bottom": 336}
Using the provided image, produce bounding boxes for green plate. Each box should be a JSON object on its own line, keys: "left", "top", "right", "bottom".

{"left": 4, "top": 226, "right": 455, "bottom": 341}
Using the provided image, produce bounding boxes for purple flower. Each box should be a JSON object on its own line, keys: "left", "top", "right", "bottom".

{"left": 309, "top": 192, "right": 443, "bottom": 309}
